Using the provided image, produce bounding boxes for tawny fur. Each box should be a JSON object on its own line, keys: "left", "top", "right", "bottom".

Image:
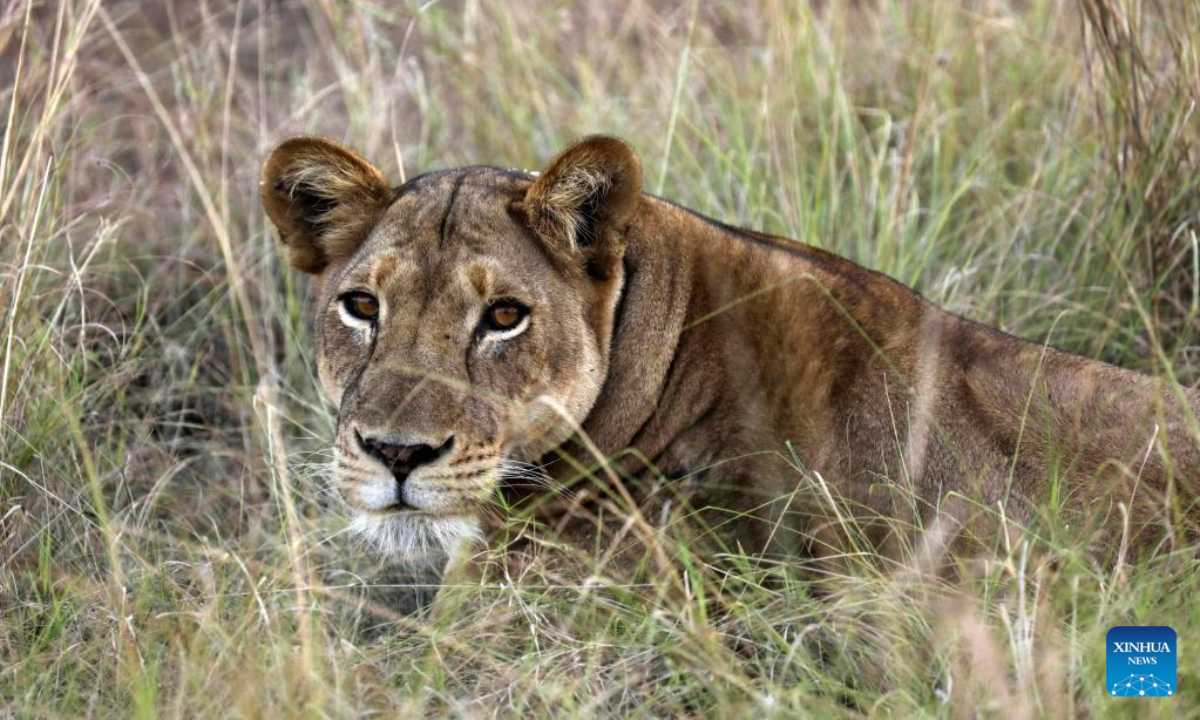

{"left": 261, "top": 136, "right": 393, "bottom": 273}
{"left": 260, "top": 134, "right": 1200, "bottom": 572}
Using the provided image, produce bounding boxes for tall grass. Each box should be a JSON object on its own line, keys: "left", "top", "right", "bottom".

{"left": 1, "top": 0, "right": 1197, "bottom": 716}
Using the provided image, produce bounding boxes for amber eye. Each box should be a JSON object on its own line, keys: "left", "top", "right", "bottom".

{"left": 483, "top": 300, "right": 528, "bottom": 332}
{"left": 341, "top": 292, "right": 380, "bottom": 323}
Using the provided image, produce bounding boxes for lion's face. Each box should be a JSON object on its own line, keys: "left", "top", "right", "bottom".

{"left": 313, "top": 170, "right": 614, "bottom": 559}
{"left": 261, "top": 136, "right": 642, "bottom": 561}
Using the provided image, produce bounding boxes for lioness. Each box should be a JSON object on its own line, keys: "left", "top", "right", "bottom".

{"left": 261, "top": 134, "right": 1199, "bottom": 573}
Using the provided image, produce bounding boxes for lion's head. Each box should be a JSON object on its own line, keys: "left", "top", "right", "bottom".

{"left": 261, "top": 136, "right": 642, "bottom": 561}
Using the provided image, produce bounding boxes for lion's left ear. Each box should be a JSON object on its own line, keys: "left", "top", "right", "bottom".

{"left": 523, "top": 135, "right": 642, "bottom": 278}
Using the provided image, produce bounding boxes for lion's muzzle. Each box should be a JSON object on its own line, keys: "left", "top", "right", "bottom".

{"left": 354, "top": 428, "right": 456, "bottom": 489}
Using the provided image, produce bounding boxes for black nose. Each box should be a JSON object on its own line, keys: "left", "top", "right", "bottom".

{"left": 355, "top": 431, "right": 454, "bottom": 482}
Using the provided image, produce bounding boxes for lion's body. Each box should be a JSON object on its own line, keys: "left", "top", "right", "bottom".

{"left": 545, "top": 195, "right": 1200, "bottom": 562}
{"left": 261, "top": 135, "right": 1199, "bottom": 571}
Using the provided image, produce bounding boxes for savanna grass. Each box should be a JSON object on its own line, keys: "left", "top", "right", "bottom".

{"left": 1, "top": 0, "right": 1198, "bottom": 716}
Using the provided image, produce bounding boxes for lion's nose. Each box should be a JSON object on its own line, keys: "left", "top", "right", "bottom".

{"left": 355, "top": 430, "right": 455, "bottom": 482}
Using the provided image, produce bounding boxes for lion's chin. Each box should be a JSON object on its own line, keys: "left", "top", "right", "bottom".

{"left": 349, "top": 511, "right": 481, "bottom": 565}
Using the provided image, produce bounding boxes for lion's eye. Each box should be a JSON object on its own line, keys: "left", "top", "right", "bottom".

{"left": 483, "top": 301, "right": 528, "bottom": 333}
{"left": 342, "top": 292, "right": 380, "bottom": 323}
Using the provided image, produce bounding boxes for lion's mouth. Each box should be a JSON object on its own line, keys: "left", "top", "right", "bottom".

{"left": 336, "top": 439, "right": 501, "bottom": 518}
{"left": 365, "top": 494, "right": 481, "bottom": 517}
{"left": 365, "top": 500, "right": 438, "bottom": 517}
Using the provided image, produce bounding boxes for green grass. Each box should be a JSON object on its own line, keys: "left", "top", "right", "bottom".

{"left": 2, "top": 0, "right": 1199, "bottom": 716}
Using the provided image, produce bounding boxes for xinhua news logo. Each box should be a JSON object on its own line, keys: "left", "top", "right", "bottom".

{"left": 1107, "top": 626, "right": 1176, "bottom": 698}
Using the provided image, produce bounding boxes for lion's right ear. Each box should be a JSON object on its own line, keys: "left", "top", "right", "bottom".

{"left": 523, "top": 135, "right": 642, "bottom": 279}
{"left": 260, "top": 137, "right": 392, "bottom": 274}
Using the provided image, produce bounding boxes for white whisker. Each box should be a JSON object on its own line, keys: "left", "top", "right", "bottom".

{"left": 498, "top": 458, "right": 571, "bottom": 496}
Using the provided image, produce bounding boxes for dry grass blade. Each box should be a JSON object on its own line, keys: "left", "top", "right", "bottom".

{"left": 0, "top": 0, "right": 1197, "bottom": 717}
